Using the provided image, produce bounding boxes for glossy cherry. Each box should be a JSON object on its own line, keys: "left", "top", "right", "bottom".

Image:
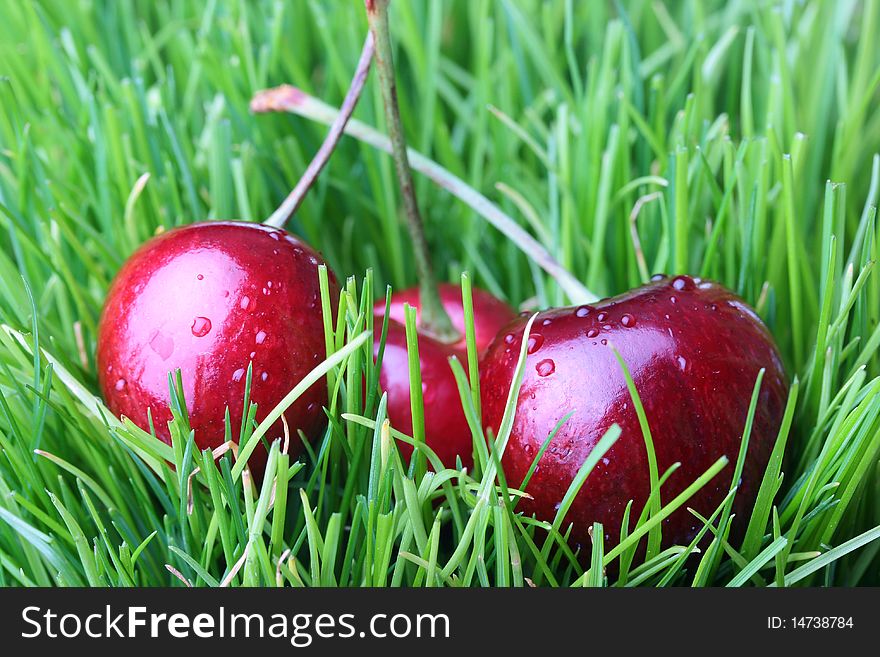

{"left": 480, "top": 275, "right": 788, "bottom": 551}
{"left": 97, "top": 221, "right": 337, "bottom": 470}
{"left": 374, "top": 283, "right": 515, "bottom": 468}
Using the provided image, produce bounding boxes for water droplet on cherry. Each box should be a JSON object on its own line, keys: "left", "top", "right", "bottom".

{"left": 527, "top": 334, "right": 544, "bottom": 354}
{"left": 597, "top": 312, "right": 607, "bottom": 322}
{"left": 575, "top": 306, "right": 592, "bottom": 318}
{"left": 650, "top": 273, "right": 666, "bottom": 281}
{"left": 621, "top": 314, "right": 636, "bottom": 327}
{"left": 672, "top": 275, "right": 694, "bottom": 291}
{"left": 191, "top": 317, "right": 212, "bottom": 337}
{"left": 255, "top": 330, "right": 267, "bottom": 345}
{"left": 536, "top": 359, "right": 555, "bottom": 376}
{"left": 232, "top": 368, "right": 245, "bottom": 382}
{"left": 587, "top": 328, "right": 599, "bottom": 338}
{"left": 115, "top": 378, "right": 126, "bottom": 391}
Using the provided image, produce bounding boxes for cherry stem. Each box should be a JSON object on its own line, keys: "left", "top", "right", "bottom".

{"left": 264, "top": 32, "right": 376, "bottom": 229}
{"left": 365, "top": 0, "right": 457, "bottom": 342}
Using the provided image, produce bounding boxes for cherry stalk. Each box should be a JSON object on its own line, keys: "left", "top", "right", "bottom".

{"left": 364, "top": 0, "right": 458, "bottom": 343}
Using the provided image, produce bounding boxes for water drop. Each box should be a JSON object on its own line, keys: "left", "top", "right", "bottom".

{"left": 650, "top": 273, "right": 666, "bottom": 282}
{"left": 268, "top": 231, "right": 281, "bottom": 241}
{"left": 670, "top": 296, "right": 677, "bottom": 304}
{"left": 536, "top": 359, "right": 555, "bottom": 376}
{"left": 671, "top": 275, "right": 694, "bottom": 291}
{"left": 255, "top": 330, "right": 267, "bottom": 345}
{"left": 240, "top": 295, "right": 252, "bottom": 310}
{"left": 542, "top": 318, "right": 553, "bottom": 326}
{"left": 677, "top": 356, "right": 687, "bottom": 371}
{"left": 586, "top": 328, "right": 599, "bottom": 338}
{"left": 602, "top": 457, "right": 610, "bottom": 466}
{"left": 575, "top": 306, "right": 592, "bottom": 318}
{"left": 232, "top": 368, "right": 245, "bottom": 382}
{"left": 262, "top": 287, "right": 270, "bottom": 296}
{"left": 249, "top": 351, "right": 256, "bottom": 359}
{"left": 504, "top": 333, "right": 515, "bottom": 345}
{"left": 710, "top": 303, "right": 718, "bottom": 311}
{"left": 527, "top": 334, "right": 544, "bottom": 354}
{"left": 597, "top": 312, "right": 607, "bottom": 322}
{"left": 621, "top": 314, "right": 636, "bottom": 327}
{"left": 602, "top": 324, "right": 612, "bottom": 331}
{"left": 197, "top": 274, "right": 204, "bottom": 281}
{"left": 191, "top": 317, "right": 212, "bottom": 337}
{"left": 267, "top": 281, "right": 273, "bottom": 289}
{"left": 260, "top": 371, "right": 269, "bottom": 382}
{"left": 600, "top": 338, "right": 608, "bottom": 345}
{"left": 115, "top": 378, "right": 126, "bottom": 391}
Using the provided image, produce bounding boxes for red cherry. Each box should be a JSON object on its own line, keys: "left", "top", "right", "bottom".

{"left": 480, "top": 275, "right": 788, "bottom": 551}
{"left": 374, "top": 283, "right": 515, "bottom": 468}
{"left": 97, "top": 221, "right": 338, "bottom": 471}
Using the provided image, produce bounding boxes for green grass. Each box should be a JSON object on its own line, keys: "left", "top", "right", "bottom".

{"left": 1, "top": 0, "right": 880, "bottom": 586}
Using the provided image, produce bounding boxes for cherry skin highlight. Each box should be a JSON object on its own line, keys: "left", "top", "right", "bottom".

{"left": 374, "top": 283, "right": 515, "bottom": 468}
{"left": 479, "top": 275, "right": 788, "bottom": 551}
{"left": 97, "top": 221, "right": 338, "bottom": 470}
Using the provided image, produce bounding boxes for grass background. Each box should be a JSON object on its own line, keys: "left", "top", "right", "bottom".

{"left": 1, "top": 0, "right": 880, "bottom": 586}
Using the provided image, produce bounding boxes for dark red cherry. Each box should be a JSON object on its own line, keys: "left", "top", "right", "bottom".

{"left": 374, "top": 284, "right": 515, "bottom": 468}
{"left": 97, "top": 221, "right": 338, "bottom": 471}
{"left": 480, "top": 275, "right": 788, "bottom": 551}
